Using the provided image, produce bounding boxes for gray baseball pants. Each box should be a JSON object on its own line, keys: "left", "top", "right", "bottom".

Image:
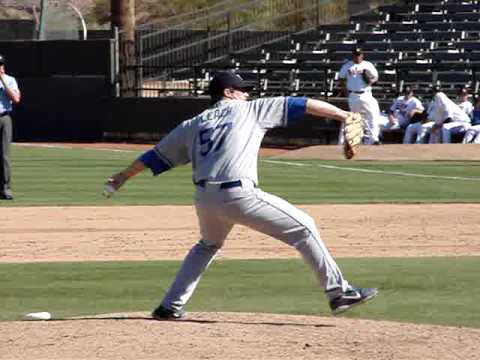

{"left": 161, "top": 179, "right": 350, "bottom": 312}
{"left": 0, "top": 114, "right": 12, "bottom": 195}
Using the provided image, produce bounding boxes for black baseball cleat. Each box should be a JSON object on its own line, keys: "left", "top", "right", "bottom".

{"left": 0, "top": 193, "right": 13, "bottom": 200}
{"left": 151, "top": 305, "right": 185, "bottom": 320}
{"left": 329, "top": 286, "right": 378, "bottom": 315}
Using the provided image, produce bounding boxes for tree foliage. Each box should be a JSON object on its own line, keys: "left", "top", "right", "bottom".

{"left": 89, "top": 0, "right": 223, "bottom": 27}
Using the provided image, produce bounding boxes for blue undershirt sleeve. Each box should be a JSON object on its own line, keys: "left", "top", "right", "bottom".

{"left": 286, "top": 97, "right": 307, "bottom": 125}
{"left": 138, "top": 149, "right": 172, "bottom": 176}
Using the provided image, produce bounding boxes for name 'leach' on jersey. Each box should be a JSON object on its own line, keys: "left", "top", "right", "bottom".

{"left": 148, "top": 96, "right": 307, "bottom": 185}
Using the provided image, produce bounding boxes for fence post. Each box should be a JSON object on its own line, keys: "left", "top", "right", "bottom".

{"left": 324, "top": 66, "right": 328, "bottom": 100}
{"left": 394, "top": 64, "right": 399, "bottom": 93}
{"left": 136, "top": 31, "right": 143, "bottom": 97}
{"left": 38, "top": 0, "right": 46, "bottom": 40}
{"left": 227, "top": 11, "right": 232, "bottom": 55}
{"left": 111, "top": 0, "right": 136, "bottom": 97}
{"left": 193, "top": 66, "right": 199, "bottom": 96}
{"left": 473, "top": 66, "right": 478, "bottom": 98}
{"left": 205, "top": 19, "right": 211, "bottom": 64}
{"left": 112, "top": 26, "right": 120, "bottom": 97}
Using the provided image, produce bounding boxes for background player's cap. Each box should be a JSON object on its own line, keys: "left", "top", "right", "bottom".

{"left": 429, "top": 85, "right": 441, "bottom": 94}
{"left": 352, "top": 47, "right": 363, "bottom": 55}
{"left": 208, "top": 71, "right": 254, "bottom": 96}
{"left": 0, "top": 54, "right": 5, "bottom": 65}
{"left": 403, "top": 85, "right": 414, "bottom": 94}
{"left": 458, "top": 87, "right": 469, "bottom": 96}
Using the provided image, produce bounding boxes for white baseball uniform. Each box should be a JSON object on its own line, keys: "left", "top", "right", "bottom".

{"left": 458, "top": 100, "right": 474, "bottom": 119}
{"left": 138, "top": 97, "right": 350, "bottom": 314}
{"left": 338, "top": 60, "right": 381, "bottom": 144}
{"left": 462, "top": 125, "right": 480, "bottom": 143}
{"left": 403, "top": 100, "right": 434, "bottom": 144}
{"left": 462, "top": 108, "right": 480, "bottom": 143}
{"left": 428, "top": 92, "right": 471, "bottom": 143}
{"left": 389, "top": 95, "right": 424, "bottom": 128}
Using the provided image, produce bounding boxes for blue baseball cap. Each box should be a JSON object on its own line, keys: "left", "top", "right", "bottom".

{"left": 208, "top": 71, "right": 254, "bottom": 96}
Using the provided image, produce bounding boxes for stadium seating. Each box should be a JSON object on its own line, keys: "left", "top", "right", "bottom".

{"left": 179, "top": 0, "right": 480, "bottom": 143}
{"left": 259, "top": 71, "right": 289, "bottom": 95}
{"left": 211, "top": 0, "right": 480, "bottom": 112}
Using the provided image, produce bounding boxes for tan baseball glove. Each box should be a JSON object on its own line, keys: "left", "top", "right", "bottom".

{"left": 343, "top": 112, "right": 364, "bottom": 159}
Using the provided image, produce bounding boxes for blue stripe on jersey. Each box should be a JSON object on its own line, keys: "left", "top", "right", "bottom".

{"left": 286, "top": 97, "right": 307, "bottom": 125}
{"left": 138, "top": 149, "right": 172, "bottom": 176}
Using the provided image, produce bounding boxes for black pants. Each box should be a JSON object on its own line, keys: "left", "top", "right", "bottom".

{"left": 0, "top": 114, "right": 12, "bottom": 194}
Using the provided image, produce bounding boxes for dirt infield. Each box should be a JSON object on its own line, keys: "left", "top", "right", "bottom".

{"left": 2, "top": 205, "right": 479, "bottom": 360}
{"left": 2, "top": 143, "right": 480, "bottom": 359}
{"left": 273, "top": 143, "right": 480, "bottom": 161}
{"left": 17, "top": 142, "right": 480, "bottom": 160}
{"left": 1, "top": 204, "right": 480, "bottom": 263}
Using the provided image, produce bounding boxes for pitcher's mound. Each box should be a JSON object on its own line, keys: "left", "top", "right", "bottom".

{"left": 4, "top": 312, "right": 479, "bottom": 359}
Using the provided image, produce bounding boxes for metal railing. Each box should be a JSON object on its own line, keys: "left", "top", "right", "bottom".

{"left": 138, "top": 1, "right": 349, "bottom": 67}
{"left": 120, "top": 0, "right": 399, "bottom": 96}
{"left": 130, "top": 62, "right": 479, "bottom": 102}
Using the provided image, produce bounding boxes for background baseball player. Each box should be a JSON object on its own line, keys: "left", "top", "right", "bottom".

{"left": 428, "top": 87, "right": 471, "bottom": 144}
{"left": 457, "top": 88, "right": 473, "bottom": 119}
{"left": 387, "top": 86, "right": 424, "bottom": 130}
{"left": 462, "top": 97, "right": 480, "bottom": 144}
{"left": 338, "top": 48, "right": 382, "bottom": 145}
{"left": 104, "top": 71, "right": 377, "bottom": 320}
{"left": 0, "top": 54, "right": 21, "bottom": 200}
{"left": 403, "top": 92, "right": 437, "bottom": 144}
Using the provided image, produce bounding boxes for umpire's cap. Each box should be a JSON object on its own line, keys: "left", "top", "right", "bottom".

{"left": 0, "top": 54, "right": 5, "bottom": 65}
{"left": 208, "top": 71, "right": 254, "bottom": 97}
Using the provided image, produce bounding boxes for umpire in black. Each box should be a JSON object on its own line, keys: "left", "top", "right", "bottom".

{"left": 0, "top": 54, "right": 21, "bottom": 200}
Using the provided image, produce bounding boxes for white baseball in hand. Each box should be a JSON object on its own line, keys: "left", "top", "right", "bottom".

{"left": 103, "top": 184, "right": 116, "bottom": 198}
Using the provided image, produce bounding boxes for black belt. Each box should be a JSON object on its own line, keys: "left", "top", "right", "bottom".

{"left": 0, "top": 112, "right": 11, "bottom": 117}
{"left": 349, "top": 91, "right": 365, "bottom": 94}
{"left": 194, "top": 179, "right": 242, "bottom": 189}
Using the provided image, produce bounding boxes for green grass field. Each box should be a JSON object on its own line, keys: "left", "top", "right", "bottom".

{"left": 4, "top": 144, "right": 480, "bottom": 206}
{"left": 1, "top": 257, "right": 479, "bottom": 327}
{"left": 1, "top": 144, "right": 479, "bottom": 328}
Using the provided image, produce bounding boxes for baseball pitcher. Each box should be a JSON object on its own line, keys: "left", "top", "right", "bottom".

{"left": 104, "top": 72, "right": 377, "bottom": 320}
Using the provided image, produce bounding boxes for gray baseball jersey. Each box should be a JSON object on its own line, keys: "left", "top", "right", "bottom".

{"left": 143, "top": 97, "right": 301, "bottom": 184}
{"left": 139, "top": 96, "right": 350, "bottom": 314}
